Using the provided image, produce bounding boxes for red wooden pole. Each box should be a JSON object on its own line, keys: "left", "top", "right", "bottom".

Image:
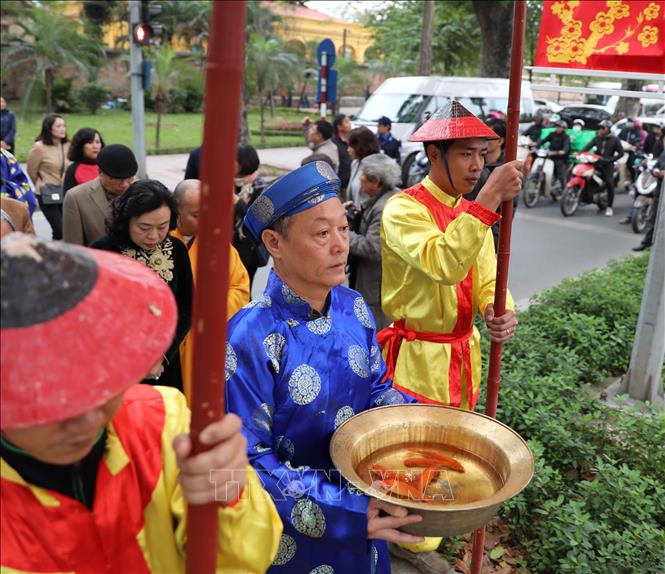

{"left": 185, "top": 2, "right": 246, "bottom": 573}
{"left": 470, "top": 1, "right": 526, "bottom": 572}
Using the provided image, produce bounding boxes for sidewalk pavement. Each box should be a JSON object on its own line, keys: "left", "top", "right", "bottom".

{"left": 145, "top": 147, "right": 309, "bottom": 190}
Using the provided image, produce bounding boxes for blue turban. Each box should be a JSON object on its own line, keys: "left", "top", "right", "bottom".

{"left": 244, "top": 161, "right": 340, "bottom": 241}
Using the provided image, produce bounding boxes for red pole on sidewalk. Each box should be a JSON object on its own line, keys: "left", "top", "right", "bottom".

{"left": 470, "top": 1, "right": 526, "bottom": 572}
{"left": 185, "top": 2, "right": 246, "bottom": 573}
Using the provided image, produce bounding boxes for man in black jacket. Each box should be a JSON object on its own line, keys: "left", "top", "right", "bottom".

{"left": 582, "top": 119, "right": 624, "bottom": 216}
{"left": 538, "top": 119, "right": 571, "bottom": 192}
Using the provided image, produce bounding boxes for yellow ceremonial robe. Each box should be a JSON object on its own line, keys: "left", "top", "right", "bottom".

{"left": 380, "top": 176, "right": 514, "bottom": 409}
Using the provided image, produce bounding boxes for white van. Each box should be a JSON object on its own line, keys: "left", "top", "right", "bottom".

{"left": 351, "top": 76, "right": 535, "bottom": 181}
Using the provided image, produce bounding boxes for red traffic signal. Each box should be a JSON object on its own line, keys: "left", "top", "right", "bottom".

{"left": 133, "top": 23, "right": 153, "bottom": 46}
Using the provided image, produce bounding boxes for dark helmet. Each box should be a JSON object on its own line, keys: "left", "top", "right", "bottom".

{"left": 599, "top": 120, "right": 612, "bottom": 129}
{"left": 554, "top": 119, "right": 568, "bottom": 129}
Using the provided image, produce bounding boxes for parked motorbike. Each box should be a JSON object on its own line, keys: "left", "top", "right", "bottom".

{"left": 406, "top": 150, "right": 429, "bottom": 188}
{"left": 631, "top": 154, "right": 658, "bottom": 233}
{"left": 522, "top": 147, "right": 568, "bottom": 207}
{"left": 560, "top": 152, "right": 609, "bottom": 217}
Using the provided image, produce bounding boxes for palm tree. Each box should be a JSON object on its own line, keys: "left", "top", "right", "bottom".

{"left": 245, "top": 34, "right": 298, "bottom": 145}
{"left": 148, "top": 45, "right": 191, "bottom": 149}
{"left": 1, "top": 3, "right": 103, "bottom": 113}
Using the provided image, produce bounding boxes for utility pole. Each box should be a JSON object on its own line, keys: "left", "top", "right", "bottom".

{"left": 621, "top": 187, "right": 665, "bottom": 406}
{"left": 129, "top": 0, "right": 148, "bottom": 179}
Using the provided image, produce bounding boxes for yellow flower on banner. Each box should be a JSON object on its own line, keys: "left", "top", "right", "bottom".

{"left": 607, "top": 1, "right": 630, "bottom": 20}
{"left": 638, "top": 25, "right": 659, "bottom": 47}
{"left": 562, "top": 19, "right": 583, "bottom": 38}
{"left": 551, "top": 1, "right": 567, "bottom": 17}
{"left": 568, "top": 39, "right": 587, "bottom": 61}
{"left": 546, "top": 37, "right": 570, "bottom": 59}
{"left": 590, "top": 12, "right": 615, "bottom": 35}
{"left": 644, "top": 2, "right": 660, "bottom": 21}
{"left": 615, "top": 41, "right": 630, "bottom": 54}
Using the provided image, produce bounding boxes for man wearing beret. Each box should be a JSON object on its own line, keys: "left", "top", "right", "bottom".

{"left": 0, "top": 234, "right": 282, "bottom": 573}
{"left": 226, "top": 161, "right": 424, "bottom": 573}
{"left": 63, "top": 143, "right": 138, "bottom": 246}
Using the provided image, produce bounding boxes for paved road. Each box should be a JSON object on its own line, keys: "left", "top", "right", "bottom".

{"left": 33, "top": 148, "right": 643, "bottom": 308}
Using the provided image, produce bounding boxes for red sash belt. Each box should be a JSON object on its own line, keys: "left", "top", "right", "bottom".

{"left": 377, "top": 319, "right": 474, "bottom": 408}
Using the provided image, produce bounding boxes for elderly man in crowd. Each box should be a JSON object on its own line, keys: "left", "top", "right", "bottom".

{"left": 302, "top": 118, "right": 340, "bottom": 171}
{"left": 171, "top": 178, "right": 250, "bottom": 399}
{"left": 63, "top": 144, "right": 137, "bottom": 245}
{"left": 1, "top": 196, "right": 35, "bottom": 237}
{"left": 346, "top": 153, "right": 401, "bottom": 330}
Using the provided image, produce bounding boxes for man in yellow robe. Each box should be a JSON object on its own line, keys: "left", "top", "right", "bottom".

{"left": 380, "top": 101, "right": 522, "bottom": 411}
{"left": 172, "top": 179, "right": 250, "bottom": 399}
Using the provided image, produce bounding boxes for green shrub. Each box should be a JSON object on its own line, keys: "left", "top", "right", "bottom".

{"left": 166, "top": 86, "right": 203, "bottom": 113}
{"left": 476, "top": 253, "right": 665, "bottom": 572}
{"left": 76, "top": 81, "right": 111, "bottom": 114}
{"left": 53, "top": 77, "right": 78, "bottom": 113}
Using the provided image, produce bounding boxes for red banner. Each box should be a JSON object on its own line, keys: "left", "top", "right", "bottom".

{"left": 536, "top": 0, "right": 665, "bottom": 74}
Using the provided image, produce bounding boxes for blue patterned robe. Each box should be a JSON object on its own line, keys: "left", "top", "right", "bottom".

{"left": 226, "top": 270, "right": 409, "bottom": 574}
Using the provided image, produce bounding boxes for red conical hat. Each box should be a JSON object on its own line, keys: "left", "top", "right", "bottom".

{"left": 1, "top": 234, "right": 177, "bottom": 429}
{"left": 409, "top": 100, "right": 499, "bottom": 142}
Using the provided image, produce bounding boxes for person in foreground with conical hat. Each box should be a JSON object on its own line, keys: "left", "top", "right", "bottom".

{"left": 378, "top": 101, "right": 521, "bottom": 565}
{"left": 0, "top": 234, "right": 282, "bottom": 573}
{"left": 226, "top": 161, "right": 424, "bottom": 573}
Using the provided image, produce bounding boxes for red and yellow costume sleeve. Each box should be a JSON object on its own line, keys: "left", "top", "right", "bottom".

{"left": 380, "top": 176, "right": 514, "bottom": 409}
{"left": 0, "top": 385, "right": 282, "bottom": 574}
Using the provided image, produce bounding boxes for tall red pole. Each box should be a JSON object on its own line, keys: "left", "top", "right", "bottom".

{"left": 470, "top": 1, "right": 526, "bottom": 572}
{"left": 185, "top": 2, "right": 246, "bottom": 573}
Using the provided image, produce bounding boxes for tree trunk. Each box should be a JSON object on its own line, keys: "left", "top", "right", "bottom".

{"left": 472, "top": 0, "right": 514, "bottom": 78}
{"left": 259, "top": 91, "right": 265, "bottom": 145}
{"left": 268, "top": 90, "right": 275, "bottom": 118}
{"left": 156, "top": 111, "right": 162, "bottom": 150}
{"left": 44, "top": 67, "right": 54, "bottom": 113}
{"left": 613, "top": 79, "right": 644, "bottom": 121}
{"left": 155, "top": 98, "right": 165, "bottom": 150}
{"left": 419, "top": 0, "right": 434, "bottom": 76}
{"left": 238, "top": 82, "right": 250, "bottom": 144}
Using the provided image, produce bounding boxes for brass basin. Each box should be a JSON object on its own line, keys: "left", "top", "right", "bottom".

{"left": 330, "top": 404, "right": 534, "bottom": 537}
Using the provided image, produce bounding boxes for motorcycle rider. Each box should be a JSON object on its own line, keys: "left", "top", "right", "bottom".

{"left": 619, "top": 118, "right": 645, "bottom": 185}
{"left": 572, "top": 118, "right": 585, "bottom": 131}
{"left": 581, "top": 119, "right": 624, "bottom": 216}
{"left": 537, "top": 119, "right": 571, "bottom": 194}
{"left": 633, "top": 149, "right": 665, "bottom": 252}
{"left": 644, "top": 122, "right": 664, "bottom": 158}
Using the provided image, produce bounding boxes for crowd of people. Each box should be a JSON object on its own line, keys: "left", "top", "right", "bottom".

{"left": 1, "top": 95, "right": 663, "bottom": 573}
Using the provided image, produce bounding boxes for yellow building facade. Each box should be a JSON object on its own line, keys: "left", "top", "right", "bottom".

{"left": 267, "top": 2, "right": 374, "bottom": 63}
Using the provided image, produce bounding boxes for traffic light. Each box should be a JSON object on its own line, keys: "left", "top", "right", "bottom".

{"left": 132, "top": 1, "right": 163, "bottom": 46}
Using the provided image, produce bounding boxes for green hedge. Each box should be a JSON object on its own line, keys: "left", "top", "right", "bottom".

{"left": 476, "top": 253, "right": 665, "bottom": 573}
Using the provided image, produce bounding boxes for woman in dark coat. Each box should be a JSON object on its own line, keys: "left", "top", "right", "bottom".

{"left": 92, "top": 179, "right": 193, "bottom": 392}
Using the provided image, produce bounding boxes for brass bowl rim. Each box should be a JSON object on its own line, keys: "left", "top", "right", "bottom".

{"left": 330, "top": 403, "right": 535, "bottom": 513}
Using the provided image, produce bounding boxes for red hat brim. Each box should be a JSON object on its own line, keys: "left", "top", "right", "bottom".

{"left": 410, "top": 115, "right": 500, "bottom": 142}
{"left": 1, "top": 241, "right": 177, "bottom": 429}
